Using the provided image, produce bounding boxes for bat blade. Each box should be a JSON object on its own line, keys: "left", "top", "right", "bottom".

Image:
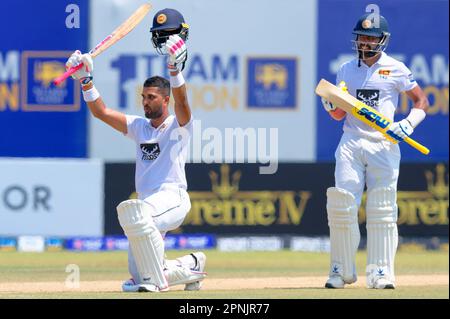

{"left": 89, "top": 3, "right": 151, "bottom": 58}
{"left": 315, "top": 79, "right": 430, "bottom": 155}
{"left": 53, "top": 3, "right": 152, "bottom": 86}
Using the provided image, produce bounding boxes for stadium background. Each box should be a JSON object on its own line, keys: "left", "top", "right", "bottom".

{"left": 0, "top": 0, "right": 448, "bottom": 253}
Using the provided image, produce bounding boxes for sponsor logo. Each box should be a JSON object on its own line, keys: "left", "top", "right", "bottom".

{"left": 20, "top": 51, "right": 80, "bottom": 111}
{"left": 356, "top": 89, "right": 380, "bottom": 108}
{"left": 246, "top": 57, "right": 297, "bottom": 109}
{"left": 140, "top": 143, "right": 160, "bottom": 160}
{"left": 355, "top": 106, "right": 390, "bottom": 129}
{"left": 184, "top": 164, "right": 311, "bottom": 227}
{"left": 332, "top": 264, "right": 340, "bottom": 274}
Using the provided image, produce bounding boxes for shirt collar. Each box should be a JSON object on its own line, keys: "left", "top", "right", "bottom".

{"left": 375, "top": 52, "right": 389, "bottom": 66}
{"left": 358, "top": 51, "right": 388, "bottom": 68}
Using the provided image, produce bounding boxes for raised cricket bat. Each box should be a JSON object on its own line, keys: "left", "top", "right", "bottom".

{"left": 53, "top": 3, "right": 152, "bottom": 86}
{"left": 315, "top": 79, "right": 430, "bottom": 155}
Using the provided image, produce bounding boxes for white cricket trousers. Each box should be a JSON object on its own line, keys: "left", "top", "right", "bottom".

{"left": 334, "top": 132, "right": 401, "bottom": 206}
{"left": 140, "top": 185, "right": 191, "bottom": 236}
{"left": 127, "top": 185, "right": 191, "bottom": 281}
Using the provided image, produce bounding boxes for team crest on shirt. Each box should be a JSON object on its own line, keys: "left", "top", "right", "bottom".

{"left": 140, "top": 143, "right": 161, "bottom": 160}
{"left": 378, "top": 69, "right": 391, "bottom": 79}
{"left": 356, "top": 89, "right": 380, "bottom": 108}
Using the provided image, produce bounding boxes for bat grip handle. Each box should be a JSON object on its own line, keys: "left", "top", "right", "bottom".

{"left": 52, "top": 63, "right": 84, "bottom": 86}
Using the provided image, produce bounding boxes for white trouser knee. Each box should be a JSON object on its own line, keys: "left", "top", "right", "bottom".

{"left": 327, "top": 187, "right": 360, "bottom": 283}
{"left": 366, "top": 187, "right": 398, "bottom": 285}
{"left": 117, "top": 199, "right": 168, "bottom": 291}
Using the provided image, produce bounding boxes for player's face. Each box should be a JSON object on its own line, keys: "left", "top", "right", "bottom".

{"left": 357, "top": 35, "right": 381, "bottom": 51}
{"left": 141, "top": 87, "right": 169, "bottom": 119}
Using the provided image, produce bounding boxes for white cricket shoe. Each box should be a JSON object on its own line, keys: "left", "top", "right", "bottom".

{"left": 325, "top": 274, "right": 356, "bottom": 289}
{"left": 184, "top": 252, "right": 207, "bottom": 291}
{"left": 325, "top": 276, "right": 345, "bottom": 289}
{"left": 122, "top": 278, "right": 169, "bottom": 292}
{"left": 372, "top": 277, "right": 395, "bottom": 289}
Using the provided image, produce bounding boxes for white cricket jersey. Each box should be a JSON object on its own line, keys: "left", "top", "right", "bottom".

{"left": 336, "top": 52, "right": 417, "bottom": 140}
{"left": 125, "top": 114, "right": 193, "bottom": 199}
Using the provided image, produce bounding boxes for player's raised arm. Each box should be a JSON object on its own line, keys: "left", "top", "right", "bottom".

{"left": 165, "top": 35, "right": 191, "bottom": 127}
{"left": 66, "top": 51, "right": 127, "bottom": 134}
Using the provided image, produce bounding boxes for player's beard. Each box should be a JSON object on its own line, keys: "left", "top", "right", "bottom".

{"left": 358, "top": 42, "right": 379, "bottom": 60}
{"left": 144, "top": 105, "right": 163, "bottom": 119}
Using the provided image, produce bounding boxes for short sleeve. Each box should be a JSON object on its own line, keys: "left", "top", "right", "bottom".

{"left": 125, "top": 115, "right": 146, "bottom": 142}
{"left": 336, "top": 64, "right": 344, "bottom": 85}
{"left": 396, "top": 62, "right": 418, "bottom": 92}
{"left": 178, "top": 114, "right": 194, "bottom": 134}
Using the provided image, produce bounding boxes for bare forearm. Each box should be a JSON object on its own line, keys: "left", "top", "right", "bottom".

{"left": 86, "top": 97, "right": 107, "bottom": 118}
{"left": 170, "top": 71, "right": 191, "bottom": 126}
{"left": 82, "top": 82, "right": 127, "bottom": 133}
{"left": 413, "top": 96, "right": 429, "bottom": 112}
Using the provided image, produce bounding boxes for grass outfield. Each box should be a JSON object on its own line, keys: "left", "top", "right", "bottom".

{"left": 0, "top": 249, "right": 448, "bottom": 299}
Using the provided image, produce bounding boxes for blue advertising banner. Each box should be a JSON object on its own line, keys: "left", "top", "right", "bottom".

{"left": 246, "top": 57, "right": 298, "bottom": 109}
{"left": 0, "top": 0, "right": 88, "bottom": 157}
{"left": 317, "top": 0, "right": 448, "bottom": 161}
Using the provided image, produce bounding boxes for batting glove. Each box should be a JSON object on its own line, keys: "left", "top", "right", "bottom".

{"left": 165, "top": 35, "right": 187, "bottom": 71}
{"left": 322, "top": 81, "right": 348, "bottom": 112}
{"left": 321, "top": 97, "right": 337, "bottom": 112}
{"left": 389, "top": 119, "right": 414, "bottom": 141}
{"left": 66, "top": 50, "right": 94, "bottom": 80}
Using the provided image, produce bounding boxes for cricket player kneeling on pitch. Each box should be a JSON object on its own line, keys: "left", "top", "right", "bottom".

{"left": 321, "top": 12, "right": 429, "bottom": 289}
{"left": 66, "top": 8, "right": 206, "bottom": 293}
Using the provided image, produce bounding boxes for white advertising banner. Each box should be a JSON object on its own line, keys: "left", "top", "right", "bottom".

{"left": 0, "top": 159, "right": 104, "bottom": 236}
{"left": 89, "top": 0, "right": 317, "bottom": 163}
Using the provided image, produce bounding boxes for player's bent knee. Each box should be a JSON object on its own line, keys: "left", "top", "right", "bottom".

{"left": 117, "top": 199, "right": 168, "bottom": 290}
{"left": 116, "top": 199, "right": 158, "bottom": 236}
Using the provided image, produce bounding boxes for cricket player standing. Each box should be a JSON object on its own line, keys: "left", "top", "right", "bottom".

{"left": 321, "top": 12, "right": 429, "bottom": 289}
{"left": 66, "top": 8, "right": 206, "bottom": 292}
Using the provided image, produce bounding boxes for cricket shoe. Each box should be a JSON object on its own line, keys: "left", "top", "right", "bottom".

{"left": 184, "top": 252, "right": 207, "bottom": 291}
{"left": 325, "top": 275, "right": 345, "bottom": 289}
{"left": 122, "top": 278, "right": 169, "bottom": 293}
{"left": 325, "top": 274, "right": 357, "bottom": 289}
{"left": 371, "top": 277, "right": 395, "bottom": 289}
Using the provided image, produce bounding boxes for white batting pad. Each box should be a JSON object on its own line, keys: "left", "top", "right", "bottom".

{"left": 366, "top": 187, "right": 398, "bottom": 286}
{"left": 326, "top": 187, "right": 360, "bottom": 283}
{"left": 165, "top": 264, "right": 207, "bottom": 287}
{"left": 117, "top": 199, "right": 168, "bottom": 291}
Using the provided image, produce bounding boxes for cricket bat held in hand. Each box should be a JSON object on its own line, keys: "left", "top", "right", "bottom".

{"left": 315, "top": 79, "right": 430, "bottom": 155}
{"left": 53, "top": 3, "right": 152, "bottom": 86}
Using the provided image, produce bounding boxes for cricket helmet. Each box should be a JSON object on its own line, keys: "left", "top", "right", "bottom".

{"left": 351, "top": 13, "right": 390, "bottom": 58}
{"left": 150, "top": 8, "right": 189, "bottom": 54}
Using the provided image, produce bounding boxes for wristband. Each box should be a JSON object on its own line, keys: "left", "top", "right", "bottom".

{"left": 170, "top": 72, "right": 185, "bottom": 88}
{"left": 406, "top": 108, "right": 426, "bottom": 128}
{"left": 82, "top": 85, "right": 100, "bottom": 102}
